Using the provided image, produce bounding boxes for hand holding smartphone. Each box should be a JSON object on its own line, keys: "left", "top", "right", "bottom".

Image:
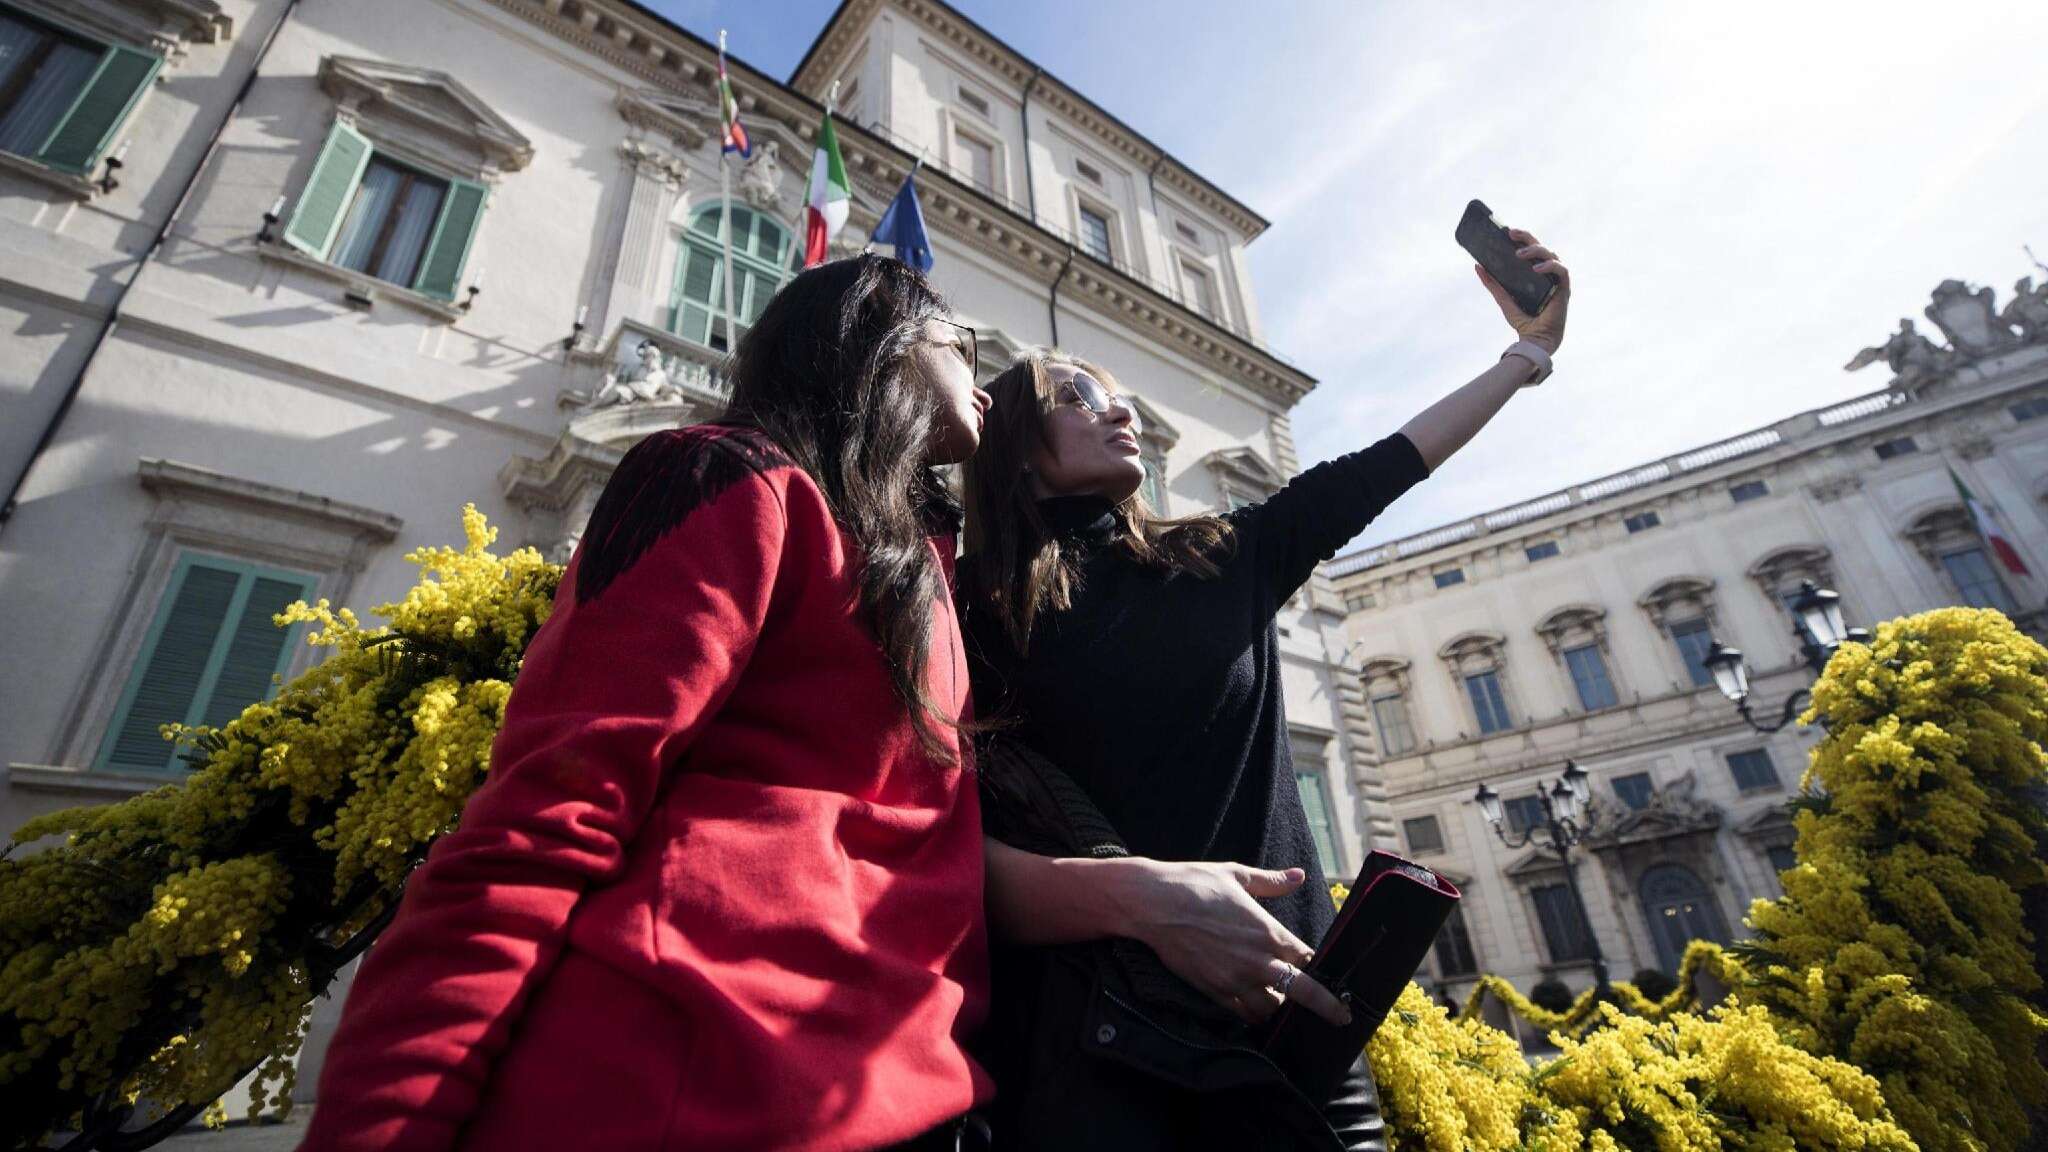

{"left": 1455, "top": 199, "right": 1558, "bottom": 317}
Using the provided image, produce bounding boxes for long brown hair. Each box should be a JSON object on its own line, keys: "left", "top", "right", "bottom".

{"left": 723, "top": 254, "right": 963, "bottom": 759}
{"left": 960, "top": 349, "right": 1235, "bottom": 653}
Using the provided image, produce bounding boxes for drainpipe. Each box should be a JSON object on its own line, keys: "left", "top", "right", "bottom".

{"left": 1019, "top": 66, "right": 1042, "bottom": 226}
{"left": 0, "top": 0, "right": 305, "bottom": 531}
{"left": 1047, "top": 243, "right": 1074, "bottom": 346}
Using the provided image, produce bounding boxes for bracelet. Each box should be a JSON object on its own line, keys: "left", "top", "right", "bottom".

{"left": 1502, "top": 340, "right": 1554, "bottom": 385}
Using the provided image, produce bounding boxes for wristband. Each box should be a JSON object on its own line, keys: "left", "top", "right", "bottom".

{"left": 1502, "top": 340, "right": 1553, "bottom": 385}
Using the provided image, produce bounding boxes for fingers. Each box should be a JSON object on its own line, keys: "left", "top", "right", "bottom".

{"left": 1476, "top": 265, "right": 1522, "bottom": 317}
{"left": 1236, "top": 865, "right": 1307, "bottom": 899}
{"left": 1261, "top": 957, "right": 1352, "bottom": 1027}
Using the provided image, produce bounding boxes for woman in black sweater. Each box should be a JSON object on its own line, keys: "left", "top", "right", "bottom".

{"left": 961, "top": 230, "right": 1568, "bottom": 1150}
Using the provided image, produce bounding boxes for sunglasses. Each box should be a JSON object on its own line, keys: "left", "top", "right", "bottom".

{"left": 1060, "top": 370, "right": 1142, "bottom": 436}
{"left": 932, "top": 319, "right": 977, "bottom": 376}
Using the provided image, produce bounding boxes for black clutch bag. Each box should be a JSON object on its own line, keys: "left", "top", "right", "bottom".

{"left": 1257, "top": 850, "right": 1461, "bottom": 1099}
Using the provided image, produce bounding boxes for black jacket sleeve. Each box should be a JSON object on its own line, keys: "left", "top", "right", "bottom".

{"left": 1232, "top": 433, "right": 1429, "bottom": 613}
{"left": 1322, "top": 1055, "right": 1389, "bottom": 1152}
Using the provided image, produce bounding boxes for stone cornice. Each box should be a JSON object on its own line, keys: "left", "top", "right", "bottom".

{"left": 790, "top": 0, "right": 1269, "bottom": 238}
{"left": 478, "top": 0, "right": 1314, "bottom": 408}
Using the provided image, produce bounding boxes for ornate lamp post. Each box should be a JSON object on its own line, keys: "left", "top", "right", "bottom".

{"left": 1474, "top": 758, "right": 1610, "bottom": 994}
{"left": 1702, "top": 580, "right": 1870, "bottom": 734}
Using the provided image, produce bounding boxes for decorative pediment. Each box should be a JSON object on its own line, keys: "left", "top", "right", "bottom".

{"left": 617, "top": 88, "right": 717, "bottom": 151}
{"left": 1747, "top": 545, "right": 1832, "bottom": 593}
{"left": 1437, "top": 630, "right": 1506, "bottom": 665}
{"left": 1505, "top": 847, "right": 1566, "bottom": 881}
{"left": 1358, "top": 655, "right": 1411, "bottom": 685}
{"left": 1534, "top": 603, "right": 1608, "bottom": 657}
{"left": 1734, "top": 805, "right": 1796, "bottom": 842}
{"left": 320, "top": 56, "right": 534, "bottom": 172}
{"left": 1582, "top": 770, "right": 1722, "bottom": 848}
{"left": 1204, "top": 447, "right": 1286, "bottom": 506}
{"left": 1637, "top": 575, "right": 1717, "bottom": 630}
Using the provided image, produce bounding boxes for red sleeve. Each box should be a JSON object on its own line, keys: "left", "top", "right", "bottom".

{"left": 302, "top": 430, "right": 788, "bottom": 1152}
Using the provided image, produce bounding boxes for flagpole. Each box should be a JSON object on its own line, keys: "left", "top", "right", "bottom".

{"left": 719, "top": 31, "right": 740, "bottom": 355}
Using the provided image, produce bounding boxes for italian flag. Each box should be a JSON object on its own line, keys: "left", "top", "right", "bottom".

{"left": 1951, "top": 466, "right": 2031, "bottom": 576}
{"left": 801, "top": 108, "right": 850, "bottom": 268}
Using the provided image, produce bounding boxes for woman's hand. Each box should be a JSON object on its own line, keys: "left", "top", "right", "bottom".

{"left": 1104, "top": 858, "right": 1353, "bottom": 1028}
{"left": 1477, "top": 227, "right": 1570, "bottom": 355}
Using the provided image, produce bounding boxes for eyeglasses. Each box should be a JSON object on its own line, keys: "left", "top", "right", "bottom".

{"left": 1059, "top": 370, "right": 1142, "bottom": 436}
{"left": 932, "top": 319, "right": 977, "bottom": 376}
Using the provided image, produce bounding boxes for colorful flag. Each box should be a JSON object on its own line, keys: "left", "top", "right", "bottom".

{"left": 716, "top": 38, "right": 749, "bottom": 157}
{"left": 870, "top": 164, "right": 932, "bottom": 272}
{"left": 1950, "top": 466, "right": 2031, "bottom": 576}
{"left": 801, "top": 108, "right": 850, "bottom": 268}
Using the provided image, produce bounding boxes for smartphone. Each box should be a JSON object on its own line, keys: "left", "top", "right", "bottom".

{"left": 1455, "top": 199, "right": 1557, "bottom": 317}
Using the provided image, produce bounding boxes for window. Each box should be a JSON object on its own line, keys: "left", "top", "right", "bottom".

{"left": 284, "top": 122, "right": 487, "bottom": 300}
{"left": 1464, "top": 670, "right": 1512, "bottom": 734}
{"left": 1940, "top": 547, "right": 2018, "bottom": 615}
{"left": 1766, "top": 843, "right": 1798, "bottom": 874}
{"left": 1372, "top": 692, "right": 1416, "bottom": 756}
{"left": 1503, "top": 794, "right": 1547, "bottom": 834}
{"left": 1873, "top": 436, "right": 1919, "bottom": 460}
{"left": 955, "top": 129, "right": 995, "bottom": 193}
{"left": 1525, "top": 540, "right": 1560, "bottom": 562}
{"left": 0, "top": 7, "right": 160, "bottom": 174}
{"left": 1074, "top": 158, "right": 1103, "bottom": 187}
{"left": 1295, "top": 770, "right": 1341, "bottom": 875}
{"left": 1344, "top": 591, "right": 1376, "bottom": 612}
{"left": 1434, "top": 904, "right": 1479, "bottom": 978}
{"left": 1730, "top": 480, "right": 1769, "bottom": 503}
{"left": 2011, "top": 395, "right": 2048, "bottom": 422}
{"left": 330, "top": 155, "right": 448, "bottom": 288}
{"left": 1179, "top": 257, "right": 1217, "bottom": 319}
{"left": 1174, "top": 219, "right": 1201, "bottom": 244}
{"left": 1403, "top": 815, "right": 1444, "bottom": 855}
{"left": 1612, "top": 772, "right": 1654, "bottom": 811}
{"left": 1531, "top": 883, "right": 1594, "bottom": 961}
{"left": 1668, "top": 617, "right": 1716, "bottom": 688}
{"left": 1076, "top": 203, "right": 1112, "bottom": 263}
{"left": 1726, "top": 748, "right": 1780, "bottom": 792}
{"left": 1433, "top": 568, "right": 1466, "bottom": 589}
{"left": 1139, "top": 452, "right": 1166, "bottom": 512}
{"left": 1624, "top": 510, "right": 1661, "bottom": 533}
{"left": 1563, "top": 643, "right": 1618, "bottom": 710}
{"left": 957, "top": 86, "right": 990, "bottom": 119}
{"left": 668, "top": 201, "right": 796, "bottom": 351}
{"left": 96, "top": 553, "right": 316, "bottom": 775}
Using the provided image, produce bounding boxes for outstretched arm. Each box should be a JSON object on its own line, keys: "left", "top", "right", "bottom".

{"left": 1398, "top": 228, "right": 1571, "bottom": 472}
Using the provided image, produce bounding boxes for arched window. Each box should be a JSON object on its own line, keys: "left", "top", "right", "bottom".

{"left": 669, "top": 201, "right": 798, "bottom": 351}
{"left": 1638, "top": 863, "right": 1728, "bottom": 973}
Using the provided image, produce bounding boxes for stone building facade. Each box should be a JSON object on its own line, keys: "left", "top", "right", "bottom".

{"left": 0, "top": 0, "right": 1399, "bottom": 1118}
{"left": 1330, "top": 282, "right": 2048, "bottom": 1012}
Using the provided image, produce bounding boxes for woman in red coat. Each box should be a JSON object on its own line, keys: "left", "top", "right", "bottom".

{"left": 303, "top": 256, "right": 999, "bottom": 1152}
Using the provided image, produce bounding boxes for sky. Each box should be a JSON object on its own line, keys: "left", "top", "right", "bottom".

{"left": 649, "top": 1, "right": 2048, "bottom": 553}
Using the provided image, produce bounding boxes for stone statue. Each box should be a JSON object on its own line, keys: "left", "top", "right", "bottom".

{"left": 739, "top": 139, "right": 784, "bottom": 211}
{"left": 1923, "top": 278, "right": 2016, "bottom": 353}
{"left": 1845, "top": 318, "right": 1953, "bottom": 391}
{"left": 2000, "top": 276, "right": 2048, "bottom": 342}
{"left": 588, "top": 339, "right": 686, "bottom": 407}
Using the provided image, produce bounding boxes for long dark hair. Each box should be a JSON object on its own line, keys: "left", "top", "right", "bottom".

{"left": 722, "top": 254, "right": 962, "bottom": 758}
{"left": 961, "top": 349, "right": 1235, "bottom": 652}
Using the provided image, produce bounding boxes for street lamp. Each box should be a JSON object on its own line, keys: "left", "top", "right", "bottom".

{"left": 1474, "top": 758, "right": 1610, "bottom": 994}
{"left": 1703, "top": 580, "right": 1869, "bottom": 734}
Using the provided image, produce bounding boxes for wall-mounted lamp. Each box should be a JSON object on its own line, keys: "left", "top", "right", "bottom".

{"left": 562, "top": 304, "right": 588, "bottom": 351}
{"left": 97, "top": 141, "right": 128, "bottom": 194}
{"left": 258, "top": 195, "right": 288, "bottom": 244}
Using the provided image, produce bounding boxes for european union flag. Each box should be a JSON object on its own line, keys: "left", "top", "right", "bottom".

{"left": 870, "top": 167, "right": 933, "bottom": 273}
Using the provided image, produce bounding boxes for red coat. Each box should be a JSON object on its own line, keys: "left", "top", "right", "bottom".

{"left": 302, "top": 425, "right": 992, "bottom": 1152}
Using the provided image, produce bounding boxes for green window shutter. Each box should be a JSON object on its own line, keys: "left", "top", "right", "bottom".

{"left": 199, "top": 575, "right": 313, "bottom": 729}
{"left": 285, "top": 121, "right": 373, "bottom": 258}
{"left": 412, "top": 177, "right": 487, "bottom": 300}
{"left": 100, "top": 560, "right": 241, "bottom": 773}
{"left": 98, "top": 556, "right": 314, "bottom": 775}
{"left": 670, "top": 242, "right": 718, "bottom": 344}
{"left": 35, "top": 43, "right": 160, "bottom": 174}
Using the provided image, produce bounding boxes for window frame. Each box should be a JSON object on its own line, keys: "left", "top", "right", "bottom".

{"left": 1530, "top": 882, "right": 1595, "bottom": 963}
{"left": 1611, "top": 771, "right": 1654, "bottom": 810}
{"left": 1402, "top": 814, "right": 1444, "bottom": 855}
{"left": 1371, "top": 691, "right": 1417, "bottom": 756}
{"left": 1075, "top": 199, "right": 1114, "bottom": 264}
{"left": 1729, "top": 479, "right": 1769, "bottom": 503}
{"left": 1725, "top": 747, "right": 1781, "bottom": 793}
{"left": 1293, "top": 765, "right": 1343, "bottom": 876}
{"left": 330, "top": 153, "right": 450, "bottom": 287}
{"left": 1177, "top": 253, "right": 1219, "bottom": 320}
{"left": 0, "top": 2, "right": 162, "bottom": 184}
{"left": 1668, "top": 616, "right": 1717, "bottom": 688}
{"left": 667, "top": 200, "right": 798, "bottom": 352}
{"left": 1503, "top": 794, "right": 1547, "bottom": 835}
{"left": 1464, "top": 669, "right": 1513, "bottom": 734}
{"left": 92, "top": 550, "right": 318, "bottom": 776}
{"left": 950, "top": 121, "right": 999, "bottom": 196}
{"left": 1562, "top": 642, "right": 1619, "bottom": 711}
{"left": 1434, "top": 902, "right": 1480, "bottom": 978}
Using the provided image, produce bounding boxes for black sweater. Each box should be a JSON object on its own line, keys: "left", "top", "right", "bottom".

{"left": 960, "top": 432, "right": 1430, "bottom": 945}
